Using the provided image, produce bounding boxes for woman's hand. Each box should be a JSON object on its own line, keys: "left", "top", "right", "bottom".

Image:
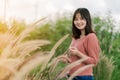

{"left": 69, "top": 47, "right": 79, "bottom": 56}
{"left": 69, "top": 47, "right": 88, "bottom": 59}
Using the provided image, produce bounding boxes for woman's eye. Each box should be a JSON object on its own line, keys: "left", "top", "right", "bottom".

{"left": 75, "top": 18, "right": 82, "bottom": 21}
{"left": 75, "top": 18, "right": 78, "bottom": 20}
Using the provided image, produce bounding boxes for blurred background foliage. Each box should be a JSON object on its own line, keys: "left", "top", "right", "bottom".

{"left": 0, "top": 14, "right": 120, "bottom": 80}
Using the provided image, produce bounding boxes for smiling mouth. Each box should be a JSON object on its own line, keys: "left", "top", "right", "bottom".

{"left": 77, "top": 23, "right": 83, "bottom": 27}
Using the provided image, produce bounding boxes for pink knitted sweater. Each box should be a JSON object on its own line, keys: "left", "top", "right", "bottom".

{"left": 69, "top": 33, "right": 100, "bottom": 76}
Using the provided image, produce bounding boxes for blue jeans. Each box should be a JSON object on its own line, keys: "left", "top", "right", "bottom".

{"left": 73, "top": 76, "right": 94, "bottom": 80}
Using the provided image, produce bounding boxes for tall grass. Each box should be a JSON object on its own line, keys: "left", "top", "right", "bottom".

{"left": 93, "top": 52, "right": 114, "bottom": 80}
{"left": 26, "top": 34, "right": 69, "bottom": 80}
{"left": 0, "top": 17, "right": 51, "bottom": 80}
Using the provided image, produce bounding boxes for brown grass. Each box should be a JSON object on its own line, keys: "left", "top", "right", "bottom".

{"left": 0, "top": 17, "right": 50, "bottom": 80}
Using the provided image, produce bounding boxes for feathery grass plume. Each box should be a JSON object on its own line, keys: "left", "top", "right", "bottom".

{"left": 40, "top": 34, "right": 69, "bottom": 71}
{"left": 93, "top": 52, "right": 114, "bottom": 80}
{"left": 10, "top": 53, "right": 49, "bottom": 80}
{"left": 16, "top": 51, "right": 48, "bottom": 70}
{"left": 0, "top": 40, "right": 47, "bottom": 62}
{"left": 49, "top": 49, "right": 72, "bottom": 72}
{"left": 7, "top": 25, "right": 20, "bottom": 36}
{"left": 68, "top": 64, "right": 94, "bottom": 80}
{"left": 28, "top": 34, "right": 69, "bottom": 80}
{"left": 12, "top": 17, "right": 47, "bottom": 46}
{"left": 49, "top": 49, "right": 71, "bottom": 72}
{"left": 56, "top": 58, "right": 87, "bottom": 80}
{"left": 49, "top": 54, "right": 69, "bottom": 73}
{"left": 0, "top": 33, "right": 14, "bottom": 50}
{"left": 0, "top": 17, "right": 48, "bottom": 58}
{"left": 10, "top": 40, "right": 50, "bottom": 58}
{"left": 30, "top": 17, "right": 47, "bottom": 27}
{"left": 0, "top": 17, "right": 50, "bottom": 80}
{"left": 48, "top": 34, "right": 69, "bottom": 62}
{"left": 0, "top": 58, "right": 21, "bottom": 73}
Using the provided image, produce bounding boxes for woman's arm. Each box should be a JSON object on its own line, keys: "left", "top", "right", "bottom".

{"left": 69, "top": 33, "right": 100, "bottom": 65}
{"left": 83, "top": 33, "right": 100, "bottom": 65}
{"left": 69, "top": 47, "right": 89, "bottom": 60}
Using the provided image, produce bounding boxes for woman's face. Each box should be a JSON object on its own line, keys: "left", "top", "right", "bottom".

{"left": 74, "top": 13, "right": 86, "bottom": 30}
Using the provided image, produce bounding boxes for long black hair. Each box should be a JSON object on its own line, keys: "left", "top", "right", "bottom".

{"left": 72, "top": 8, "right": 94, "bottom": 39}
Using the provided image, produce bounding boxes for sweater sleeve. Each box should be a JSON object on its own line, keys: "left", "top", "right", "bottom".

{"left": 83, "top": 33, "right": 100, "bottom": 65}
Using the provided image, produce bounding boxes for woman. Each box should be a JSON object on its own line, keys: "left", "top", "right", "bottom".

{"left": 68, "top": 8, "right": 100, "bottom": 80}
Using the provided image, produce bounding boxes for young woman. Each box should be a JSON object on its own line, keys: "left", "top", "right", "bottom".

{"left": 68, "top": 8, "right": 100, "bottom": 80}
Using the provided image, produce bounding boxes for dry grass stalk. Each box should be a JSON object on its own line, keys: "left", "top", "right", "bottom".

{"left": 49, "top": 54, "right": 69, "bottom": 73}
{"left": 30, "top": 17, "right": 47, "bottom": 27}
{"left": 0, "top": 17, "right": 50, "bottom": 80}
{"left": 26, "top": 34, "right": 70, "bottom": 80}
{"left": 93, "top": 53, "right": 114, "bottom": 80}
{"left": 10, "top": 40, "right": 50, "bottom": 58}
{"left": 0, "top": 33, "right": 14, "bottom": 49}
{"left": 68, "top": 64, "right": 94, "bottom": 80}
{"left": 10, "top": 53, "right": 49, "bottom": 80}
{"left": 48, "top": 49, "right": 71, "bottom": 73}
{"left": 49, "top": 34, "right": 69, "bottom": 61}
{"left": 11, "top": 17, "right": 47, "bottom": 46}
{"left": 55, "top": 58, "right": 87, "bottom": 80}
{"left": 40, "top": 34, "right": 69, "bottom": 71}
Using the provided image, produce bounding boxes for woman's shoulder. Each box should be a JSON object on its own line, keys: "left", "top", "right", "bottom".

{"left": 85, "top": 33, "right": 99, "bottom": 42}
{"left": 86, "top": 33, "right": 97, "bottom": 38}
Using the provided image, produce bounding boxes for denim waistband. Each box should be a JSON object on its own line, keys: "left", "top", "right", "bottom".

{"left": 73, "top": 75, "right": 94, "bottom": 80}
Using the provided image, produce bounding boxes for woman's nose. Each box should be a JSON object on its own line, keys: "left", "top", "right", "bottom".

{"left": 77, "top": 20, "right": 81, "bottom": 23}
